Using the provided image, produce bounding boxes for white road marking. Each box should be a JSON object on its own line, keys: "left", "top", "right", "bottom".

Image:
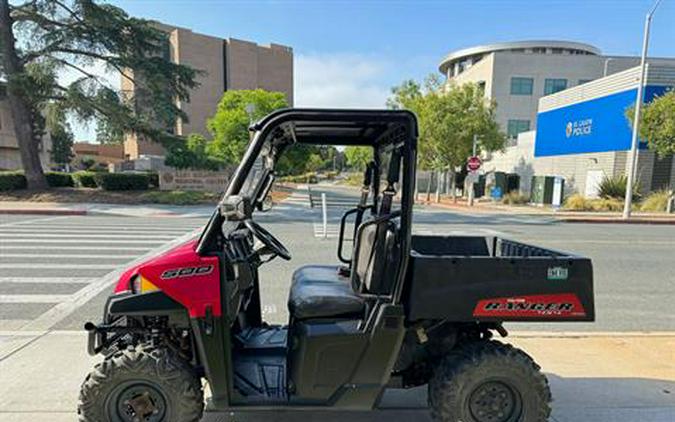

{"left": 0, "top": 253, "right": 137, "bottom": 259}
{"left": 0, "top": 228, "right": 190, "bottom": 235}
{"left": 0, "top": 263, "right": 119, "bottom": 270}
{"left": 0, "top": 216, "right": 65, "bottom": 227}
{"left": 0, "top": 239, "right": 166, "bottom": 244}
{"left": 0, "top": 233, "right": 176, "bottom": 239}
{"left": 0, "top": 277, "right": 95, "bottom": 284}
{"left": 20, "top": 229, "right": 200, "bottom": 332}
{"left": 0, "top": 245, "right": 152, "bottom": 251}
{"left": 0, "top": 294, "right": 71, "bottom": 303}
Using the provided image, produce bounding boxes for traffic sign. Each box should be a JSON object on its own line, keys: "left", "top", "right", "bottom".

{"left": 467, "top": 156, "right": 482, "bottom": 172}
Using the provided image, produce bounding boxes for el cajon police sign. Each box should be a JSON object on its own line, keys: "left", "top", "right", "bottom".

{"left": 535, "top": 86, "right": 670, "bottom": 157}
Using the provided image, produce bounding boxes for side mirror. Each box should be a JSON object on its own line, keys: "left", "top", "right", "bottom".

{"left": 257, "top": 195, "right": 274, "bottom": 212}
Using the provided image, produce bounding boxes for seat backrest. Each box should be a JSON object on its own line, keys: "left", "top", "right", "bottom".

{"left": 351, "top": 150, "right": 402, "bottom": 295}
{"left": 352, "top": 220, "right": 399, "bottom": 295}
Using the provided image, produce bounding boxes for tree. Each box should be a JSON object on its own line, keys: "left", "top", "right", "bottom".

{"left": 627, "top": 90, "right": 675, "bottom": 158}
{"left": 344, "top": 146, "right": 372, "bottom": 171}
{"left": 388, "top": 77, "right": 505, "bottom": 200}
{"left": 0, "top": 0, "right": 198, "bottom": 188}
{"left": 165, "top": 133, "right": 223, "bottom": 171}
{"left": 45, "top": 103, "right": 74, "bottom": 167}
{"left": 207, "top": 89, "right": 288, "bottom": 165}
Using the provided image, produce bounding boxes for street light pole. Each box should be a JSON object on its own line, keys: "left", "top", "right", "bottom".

{"left": 623, "top": 0, "right": 663, "bottom": 219}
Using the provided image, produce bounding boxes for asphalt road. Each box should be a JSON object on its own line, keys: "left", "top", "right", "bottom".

{"left": 1, "top": 185, "right": 673, "bottom": 334}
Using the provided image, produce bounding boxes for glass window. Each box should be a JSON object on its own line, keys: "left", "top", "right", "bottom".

{"left": 507, "top": 120, "right": 531, "bottom": 139}
{"left": 544, "top": 78, "right": 568, "bottom": 95}
{"left": 510, "top": 77, "right": 534, "bottom": 95}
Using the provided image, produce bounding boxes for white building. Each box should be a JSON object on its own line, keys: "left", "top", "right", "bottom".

{"left": 483, "top": 65, "right": 675, "bottom": 197}
{"left": 439, "top": 40, "right": 675, "bottom": 141}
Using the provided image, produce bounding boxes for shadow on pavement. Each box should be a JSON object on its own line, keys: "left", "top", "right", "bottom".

{"left": 202, "top": 375, "right": 675, "bottom": 422}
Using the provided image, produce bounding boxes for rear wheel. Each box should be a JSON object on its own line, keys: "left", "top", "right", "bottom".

{"left": 78, "top": 343, "right": 204, "bottom": 422}
{"left": 429, "top": 340, "right": 551, "bottom": 422}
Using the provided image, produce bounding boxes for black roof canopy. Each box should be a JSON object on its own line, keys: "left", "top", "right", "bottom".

{"left": 250, "top": 108, "right": 418, "bottom": 147}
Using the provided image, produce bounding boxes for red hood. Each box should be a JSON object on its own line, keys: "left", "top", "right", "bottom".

{"left": 113, "top": 238, "right": 222, "bottom": 318}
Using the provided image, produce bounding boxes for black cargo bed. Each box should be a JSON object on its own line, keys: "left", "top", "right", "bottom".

{"left": 404, "top": 235, "right": 594, "bottom": 322}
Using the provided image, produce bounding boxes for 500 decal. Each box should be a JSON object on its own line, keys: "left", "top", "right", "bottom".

{"left": 161, "top": 265, "right": 214, "bottom": 280}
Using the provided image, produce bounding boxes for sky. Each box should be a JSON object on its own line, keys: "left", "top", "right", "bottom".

{"left": 72, "top": 0, "right": 675, "bottom": 140}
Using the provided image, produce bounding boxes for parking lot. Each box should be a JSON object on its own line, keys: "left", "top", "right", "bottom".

{"left": 0, "top": 186, "right": 674, "bottom": 421}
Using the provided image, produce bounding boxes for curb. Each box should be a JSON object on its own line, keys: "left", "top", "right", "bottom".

{"left": 0, "top": 208, "right": 87, "bottom": 216}
{"left": 559, "top": 217, "right": 675, "bottom": 225}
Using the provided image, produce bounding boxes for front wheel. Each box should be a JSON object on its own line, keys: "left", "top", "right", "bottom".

{"left": 429, "top": 340, "right": 551, "bottom": 422}
{"left": 78, "top": 344, "right": 204, "bottom": 422}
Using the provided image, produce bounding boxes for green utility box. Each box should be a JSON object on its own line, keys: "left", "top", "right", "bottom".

{"left": 530, "top": 176, "right": 565, "bottom": 205}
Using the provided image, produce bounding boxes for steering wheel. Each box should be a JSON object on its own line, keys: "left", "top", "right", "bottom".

{"left": 244, "top": 220, "right": 292, "bottom": 261}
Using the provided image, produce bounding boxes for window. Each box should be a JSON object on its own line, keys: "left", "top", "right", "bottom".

{"left": 510, "top": 77, "right": 534, "bottom": 95}
{"left": 544, "top": 78, "right": 568, "bottom": 95}
{"left": 578, "top": 79, "right": 592, "bottom": 86}
{"left": 552, "top": 48, "right": 564, "bottom": 54}
{"left": 507, "top": 119, "right": 530, "bottom": 139}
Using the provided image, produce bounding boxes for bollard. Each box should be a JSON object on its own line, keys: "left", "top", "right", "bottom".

{"left": 668, "top": 190, "right": 674, "bottom": 214}
{"left": 321, "top": 193, "right": 328, "bottom": 238}
{"left": 307, "top": 185, "right": 313, "bottom": 208}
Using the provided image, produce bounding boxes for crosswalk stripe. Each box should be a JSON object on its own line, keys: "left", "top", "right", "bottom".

{"left": 0, "top": 233, "right": 176, "bottom": 239}
{"left": 0, "top": 239, "right": 167, "bottom": 244}
{"left": 0, "top": 245, "right": 152, "bottom": 251}
{"left": 0, "top": 277, "right": 95, "bottom": 284}
{"left": 0, "top": 263, "right": 119, "bottom": 269}
{"left": 0, "top": 228, "right": 191, "bottom": 234}
{"left": 0, "top": 253, "right": 137, "bottom": 259}
{"left": 10, "top": 224, "right": 201, "bottom": 230}
{"left": 0, "top": 294, "right": 71, "bottom": 303}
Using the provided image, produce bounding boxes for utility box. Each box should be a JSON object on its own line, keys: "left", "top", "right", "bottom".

{"left": 530, "top": 176, "right": 564, "bottom": 205}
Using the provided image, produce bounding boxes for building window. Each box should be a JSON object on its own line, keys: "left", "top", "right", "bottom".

{"left": 578, "top": 79, "right": 592, "bottom": 85}
{"left": 544, "top": 78, "right": 568, "bottom": 95}
{"left": 507, "top": 119, "right": 530, "bottom": 139}
{"left": 532, "top": 47, "right": 547, "bottom": 54}
{"left": 552, "top": 48, "right": 564, "bottom": 54}
{"left": 510, "top": 77, "right": 534, "bottom": 95}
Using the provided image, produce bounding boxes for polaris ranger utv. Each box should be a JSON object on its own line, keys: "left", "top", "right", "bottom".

{"left": 79, "top": 109, "right": 594, "bottom": 422}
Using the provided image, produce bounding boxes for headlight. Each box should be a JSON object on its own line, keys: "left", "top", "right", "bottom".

{"left": 130, "top": 274, "right": 160, "bottom": 294}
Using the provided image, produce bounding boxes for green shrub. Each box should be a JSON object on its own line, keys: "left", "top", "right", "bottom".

{"left": 278, "top": 172, "right": 318, "bottom": 184}
{"left": 563, "top": 194, "right": 593, "bottom": 211}
{"left": 0, "top": 172, "right": 27, "bottom": 191}
{"left": 72, "top": 171, "right": 98, "bottom": 188}
{"left": 502, "top": 191, "right": 529, "bottom": 205}
{"left": 598, "top": 174, "right": 640, "bottom": 200}
{"left": 45, "top": 172, "right": 74, "bottom": 188}
{"left": 94, "top": 173, "right": 150, "bottom": 191}
{"left": 640, "top": 190, "right": 672, "bottom": 212}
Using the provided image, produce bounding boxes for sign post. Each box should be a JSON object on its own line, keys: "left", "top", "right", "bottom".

{"left": 467, "top": 135, "right": 482, "bottom": 207}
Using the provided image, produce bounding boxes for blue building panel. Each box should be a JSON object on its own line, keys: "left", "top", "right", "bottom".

{"left": 535, "top": 85, "right": 671, "bottom": 157}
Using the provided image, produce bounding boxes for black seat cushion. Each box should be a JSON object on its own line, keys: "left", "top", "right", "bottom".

{"left": 289, "top": 265, "right": 365, "bottom": 320}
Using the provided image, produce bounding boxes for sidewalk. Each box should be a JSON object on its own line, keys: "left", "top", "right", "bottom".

{"left": 0, "top": 201, "right": 214, "bottom": 218}
{"left": 417, "top": 198, "right": 675, "bottom": 224}
{"left": 0, "top": 331, "right": 672, "bottom": 421}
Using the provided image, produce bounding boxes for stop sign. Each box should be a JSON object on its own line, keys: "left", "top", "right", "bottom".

{"left": 467, "top": 156, "right": 482, "bottom": 172}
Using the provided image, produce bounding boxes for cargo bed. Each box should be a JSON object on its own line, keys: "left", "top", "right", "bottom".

{"left": 404, "top": 235, "right": 594, "bottom": 322}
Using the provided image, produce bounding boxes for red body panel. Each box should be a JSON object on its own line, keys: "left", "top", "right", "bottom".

{"left": 473, "top": 293, "right": 586, "bottom": 319}
{"left": 113, "top": 239, "right": 221, "bottom": 318}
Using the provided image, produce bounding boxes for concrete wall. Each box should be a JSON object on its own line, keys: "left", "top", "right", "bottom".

{"left": 226, "top": 39, "right": 293, "bottom": 104}
{"left": 485, "top": 130, "right": 671, "bottom": 197}
{"left": 172, "top": 27, "right": 226, "bottom": 137}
